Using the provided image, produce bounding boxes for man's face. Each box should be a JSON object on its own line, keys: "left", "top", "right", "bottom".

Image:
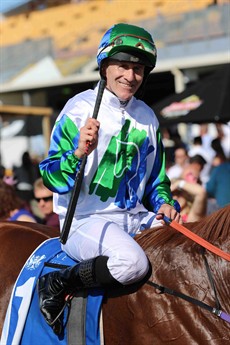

{"left": 34, "top": 188, "right": 53, "bottom": 216}
{"left": 182, "top": 163, "right": 201, "bottom": 183}
{"left": 103, "top": 60, "right": 145, "bottom": 101}
{"left": 175, "top": 148, "right": 188, "bottom": 166}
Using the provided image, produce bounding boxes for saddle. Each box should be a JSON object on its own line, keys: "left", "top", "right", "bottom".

{"left": 1, "top": 238, "right": 104, "bottom": 345}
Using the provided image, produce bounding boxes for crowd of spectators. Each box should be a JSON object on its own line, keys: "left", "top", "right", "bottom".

{"left": 0, "top": 122, "right": 229, "bottom": 226}
{"left": 0, "top": 151, "right": 60, "bottom": 231}
{"left": 164, "top": 122, "right": 230, "bottom": 221}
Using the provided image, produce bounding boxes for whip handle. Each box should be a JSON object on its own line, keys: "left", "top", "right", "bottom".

{"left": 60, "top": 79, "right": 106, "bottom": 244}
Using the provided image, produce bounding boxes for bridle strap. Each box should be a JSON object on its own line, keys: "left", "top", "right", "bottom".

{"left": 201, "top": 248, "right": 221, "bottom": 311}
{"left": 146, "top": 280, "right": 214, "bottom": 312}
{"left": 163, "top": 216, "right": 230, "bottom": 262}
{"left": 146, "top": 280, "right": 230, "bottom": 323}
{"left": 147, "top": 248, "right": 230, "bottom": 324}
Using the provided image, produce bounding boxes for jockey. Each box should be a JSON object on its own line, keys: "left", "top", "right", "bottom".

{"left": 38, "top": 23, "right": 182, "bottom": 335}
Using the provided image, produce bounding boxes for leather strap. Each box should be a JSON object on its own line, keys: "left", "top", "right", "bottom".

{"left": 163, "top": 216, "right": 230, "bottom": 262}
{"left": 67, "top": 291, "right": 87, "bottom": 345}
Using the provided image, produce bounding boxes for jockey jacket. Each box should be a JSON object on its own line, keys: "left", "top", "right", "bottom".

{"left": 39, "top": 83, "right": 180, "bottom": 221}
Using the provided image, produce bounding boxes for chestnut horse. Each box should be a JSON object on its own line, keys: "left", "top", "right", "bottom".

{"left": 0, "top": 206, "right": 230, "bottom": 344}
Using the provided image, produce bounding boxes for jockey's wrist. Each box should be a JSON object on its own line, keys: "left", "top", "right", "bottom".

{"left": 74, "top": 148, "right": 85, "bottom": 159}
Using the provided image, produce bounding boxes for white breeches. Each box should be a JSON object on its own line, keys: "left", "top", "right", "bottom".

{"left": 61, "top": 212, "right": 162, "bottom": 285}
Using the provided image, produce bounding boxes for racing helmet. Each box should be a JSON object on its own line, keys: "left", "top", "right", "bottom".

{"left": 97, "top": 23, "right": 157, "bottom": 74}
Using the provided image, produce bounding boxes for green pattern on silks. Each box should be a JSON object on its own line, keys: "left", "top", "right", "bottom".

{"left": 40, "top": 115, "right": 82, "bottom": 193}
{"left": 89, "top": 119, "right": 147, "bottom": 202}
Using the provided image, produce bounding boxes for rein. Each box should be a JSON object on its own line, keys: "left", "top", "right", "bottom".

{"left": 147, "top": 249, "right": 230, "bottom": 324}
{"left": 163, "top": 216, "right": 230, "bottom": 262}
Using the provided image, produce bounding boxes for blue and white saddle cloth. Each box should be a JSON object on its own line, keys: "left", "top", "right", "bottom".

{"left": 1, "top": 238, "right": 104, "bottom": 345}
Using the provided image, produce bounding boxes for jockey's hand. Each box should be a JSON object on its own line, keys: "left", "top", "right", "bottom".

{"left": 74, "top": 118, "right": 100, "bottom": 158}
{"left": 156, "top": 204, "right": 183, "bottom": 224}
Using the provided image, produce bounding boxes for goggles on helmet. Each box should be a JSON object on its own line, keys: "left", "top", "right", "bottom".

{"left": 97, "top": 25, "right": 157, "bottom": 71}
{"left": 98, "top": 34, "right": 155, "bottom": 64}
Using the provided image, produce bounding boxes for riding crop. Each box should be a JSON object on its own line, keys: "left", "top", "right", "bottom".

{"left": 60, "top": 79, "right": 106, "bottom": 244}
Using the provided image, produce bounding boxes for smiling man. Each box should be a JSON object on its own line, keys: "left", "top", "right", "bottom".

{"left": 38, "top": 23, "right": 181, "bottom": 334}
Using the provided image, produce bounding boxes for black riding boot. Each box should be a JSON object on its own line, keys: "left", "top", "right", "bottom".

{"left": 37, "top": 256, "right": 121, "bottom": 335}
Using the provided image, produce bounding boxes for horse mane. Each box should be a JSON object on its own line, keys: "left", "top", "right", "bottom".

{"left": 191, "top": 205, "right": 230, "bottom": 241}
{"left": 136, "top": 205, "right": 230, "bottom": 254}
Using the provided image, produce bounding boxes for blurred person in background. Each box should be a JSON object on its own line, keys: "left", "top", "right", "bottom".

{"left": 167, "top": 146, "right": 189, "bottom": 180}
{"left": 211, "top": 151, "right": 226, "bottom": 168}
{"left": 188, "top": 136, "right": 215, "bottom": 186}
{"left": 200, "top": 123, "right": 214, "bottom": 152}
{"left": 161, "top": 127, "right": 175, "bottom": 170}
{"left": 211, "top": 137, "right": 227, "bottom": 160}
{"left": 171, "top": 175, "right": 207, "bottom": 222}
{"left": 202, "top": 150, "right": 226, "bottom": 214}
{"left": 0, "top": 180, "right": 37, "bottom": 222}
{"left": 184, "top": 155, "right": 207, "bottom": 185}
{"left": 13, "top": 151, "right": 40, "bottom": 205}
{"left": 206, "top": 159, "right": 230, "bottom": 209}
{"left": 1, "top": 167, "right": 18, "bottom": 186}
{"left": 188, "top": 136, "right": 215, "bottom": 163}
{"left": 0, "top": 165, "right": 6, "bottom": 179}
{"left": 33, "top": 177, "right": 60, "bottom": 230}
{"left": 215, "top": 123, "right": 230, "bottom": 159}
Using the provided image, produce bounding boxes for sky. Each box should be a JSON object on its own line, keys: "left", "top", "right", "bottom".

{"left": 0, "top": 0, "right": 30, "bottom": 14}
